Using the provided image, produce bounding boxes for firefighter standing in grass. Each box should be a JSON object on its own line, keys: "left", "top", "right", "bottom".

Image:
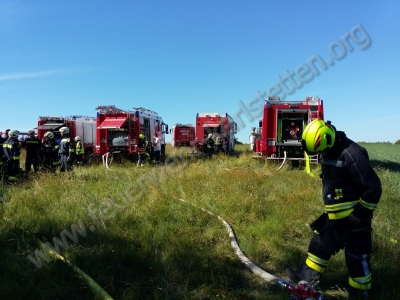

{"left": 58, "top": 127, "right": 75, "bottom": 172}
{"left": 74, "top": 136, "right": 84, "bottom": 166}
{"left": 0, "top": 132, "right": 7, "bottom": 181}
{"left": 3, "top": 130, "right": 21, "bottom": 183}
{"left": 285, "top": 120, "right": 382, "bottom": 300}
{"left": 23, "top": 130, "right": 42, "bottom": 173}
{"left": 42, "top": 131, "right": 59, "bottom": 172}
{"left": 153, "top": 133, "right": 161, "bottom": 162}
{"left": 206, "top": 133, "right": 214, "bottom": 157}
{"left": 137, "top": 133, "right": 146, "bottom": 167}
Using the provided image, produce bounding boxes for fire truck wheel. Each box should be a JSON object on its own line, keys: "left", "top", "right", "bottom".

{"left": 84, "top": 151, "right": 93, "bottom": 164}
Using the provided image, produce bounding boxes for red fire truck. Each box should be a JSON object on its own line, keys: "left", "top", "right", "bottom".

{"left": 94, "top": 105, "right": 168, "bottom": 158}
{"left": 253, "top": 96, "right": 324, "bottom": 167}
{"left": 194, "top": 112, "right": 237, "bottom": 154}
{"left": 171, "top": 124, "right": 195, "bottom": 147}
{"left": 37, "top": 115, "right": 97, "bottom": 156}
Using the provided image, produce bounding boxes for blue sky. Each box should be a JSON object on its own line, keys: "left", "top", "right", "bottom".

{"left": 1, "top": 1, "right": 399, "bottom": 143}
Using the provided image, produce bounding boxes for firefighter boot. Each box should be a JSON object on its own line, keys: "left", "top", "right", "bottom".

{"left": 347, "top": 287, "right": 369, "bottom": 300}
{"left": 286, "top": 264, "right": 321, "bottom": 285}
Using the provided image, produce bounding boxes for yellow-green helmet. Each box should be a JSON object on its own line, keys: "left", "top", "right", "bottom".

{"left": 139, "top": 133, "right": 145, "bottom": 139}
{"left": 301, "top": 119, "right": 336, "bottom": 155}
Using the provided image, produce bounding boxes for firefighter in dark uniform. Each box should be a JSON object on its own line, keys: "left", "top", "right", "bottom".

{"left": 42, "top": 131, "right": 60, "bottom": 172}
{"left": 58, "top": 127, "right": 75, "bottom": 172}
{"left": 23, "top": 130, "right": 42, "bottom": 173}
{"left": 286, "top": 120, "right": 382, "bottom": 300}
{"left": 0, "top": 131, "right": 7, "bottom": 181}
{"left": 146, "top": 140, "right": 154, "bottom": 163}
{"left": 3, "top": 130, "right": 21, "bottom": 183}
{"left": 137, "top": 133, "right": 146, "bottom": 167}
{"left": 214, "top": 136, "right": 222, "bottom": 154}
{"left": 222, "top": 134, "right": 229, "bottom": 155}
{"left": 206, "top": 133, "right": 214, "bottom": 157}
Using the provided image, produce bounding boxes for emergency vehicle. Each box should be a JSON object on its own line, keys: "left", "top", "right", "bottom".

{"left": 94, "top": 105, "right": 168, "bottom": 158}
{"left": 253, "top": 96, "right": 324, "bottom": 167}
{"left": 171, "top": 124, "right": 195, "bottom": 147}
{"left": 37, "top": 115, "right": 97, "bottom": 156}
{"left": 194, "top": 112, "right": 237, "bottom": 153}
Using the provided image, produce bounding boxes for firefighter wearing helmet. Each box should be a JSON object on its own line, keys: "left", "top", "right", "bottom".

{"left": 137, "top": 133, "right": 147, "bottom": 167}
{"left": 58, "top": 127, "right": 75, "bottom": 172}
{"left": 74, "top": 136, "right": 84, "bottom": 166}
{"left": 0, "top": 131, "right": 7, "bottom": 180}
{"left": 42, "top": 131, "right": 60, "bottom": 172}
{"left": 286, "top": 119, "right": 382, "bottom": 299}
{"left": 23, "top": 130, "right": 42, "bottom": 173}
{"left": 2, "top": 130, "right": 21, "bottom": 183}
{"left": 206, "top": 133, "right": 214, "bottom": 157}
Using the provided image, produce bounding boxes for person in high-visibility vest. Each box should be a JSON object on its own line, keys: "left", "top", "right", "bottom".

{"left": 74, "top": 136, "right": 84, "bottom": 166}
{"left": 286, "top": 120, "right": 382, "bottom": 300}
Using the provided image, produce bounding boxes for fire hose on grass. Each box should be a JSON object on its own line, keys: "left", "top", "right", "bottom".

{"left": 39, "top": 240, "right": 114, "bottom": 300}
{"left": 177, "top": 198, "right": 324, "bottom": 300}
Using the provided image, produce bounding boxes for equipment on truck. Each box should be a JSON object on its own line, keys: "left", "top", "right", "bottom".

{"left": 94, "top": 105, "right": 168, "bottom": 165}
{"left": 192, "top": 112, "right": 237, "bottom": 155}
{"left": 252, "top": 96, "right": 324, "bottom": 168}
{"left": 37, "top": 115, "right": 97, "bottom": 160}
{"left": 171, "top": 124, "right": 195, "bottom": 147}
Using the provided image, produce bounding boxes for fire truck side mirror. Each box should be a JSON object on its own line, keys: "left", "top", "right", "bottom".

{"left": 163, "top": 124, "right": 169, "bottom": 134}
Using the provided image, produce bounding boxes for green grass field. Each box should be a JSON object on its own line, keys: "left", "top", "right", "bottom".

{"left": 0, "top": 143, "right": 399, "bottom": 299}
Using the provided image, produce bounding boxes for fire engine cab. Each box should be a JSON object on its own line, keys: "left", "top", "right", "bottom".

{"left": 194, "top": 112, "right": 237, "bottom": 154}
{"left": 94, "top": 105, "right": 168, "bottom": 158}
{"left": 37, "top": 115, "right": 97, "bottom": 156}
{"left": 253, "top": 96, "right": 324, "bottom": 167}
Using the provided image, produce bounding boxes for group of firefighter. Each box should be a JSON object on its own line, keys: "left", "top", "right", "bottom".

{"left": 137, "top": 132, "right": 162, "bottom": 167}
{"left": 202, "top": 133, "right": 230, "bottom": 156}
{"left": 0, "top": 127, "right": 85, "bottom": 184}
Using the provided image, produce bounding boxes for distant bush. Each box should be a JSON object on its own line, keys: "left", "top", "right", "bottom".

{"left": 395, "top": 139, "right": 400, "bottom": 144}
{"left": 359, "top": 141, "right": 393, "bottom": 144}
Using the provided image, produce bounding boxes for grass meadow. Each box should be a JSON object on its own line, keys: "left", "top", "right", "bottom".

{"left": 0, "top": 143, "right": 399, "bottom": 300}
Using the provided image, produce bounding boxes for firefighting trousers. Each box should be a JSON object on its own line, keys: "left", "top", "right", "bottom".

{"left": 75, "top": 154, "right": 83, "bottom": 165}
{"left": 3, "top": 161, "right": 20, "bottom": 182}
{"left": 42, "top": 158, "right": 59, "bottom": 173}
{"left": 25, "top": 155, "right": 40, "bottom": 172}
{"left": 137, "top": 153, "right": 146, "bottom": 165}
{"left": 59, "top": 155, "right": 74, "bottom": 172}
{"left": 306, "top": 214, "right": 372, "bottom": 291}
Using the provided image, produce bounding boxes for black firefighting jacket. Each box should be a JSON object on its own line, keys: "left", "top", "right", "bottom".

{"left": 321, "top": 131, "right": 382, "bottom": 221}
{"left": 44, "top": 139, "right": 60, "bottom": 162}
{"left": 0, "top": 137, "right": 6, "bottom": 166}
{"left": 24, "top": 137, "right": 42, "bottom": 158}
{"left": 3, "top": 137, "right": 20, "bottom": 166}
